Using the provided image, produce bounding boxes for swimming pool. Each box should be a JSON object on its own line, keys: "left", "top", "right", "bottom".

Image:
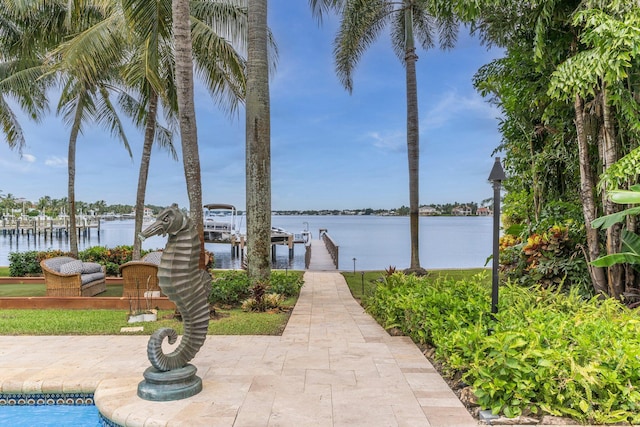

{"left": 0, "top": 405, "right": 100, "bottom": 426}
{"left": 0, "top": 393, "right": 115, "bottom": 427}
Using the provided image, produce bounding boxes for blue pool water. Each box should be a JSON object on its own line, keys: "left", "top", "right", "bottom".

{"left": 0, "top": 405, "right": 100, "bottom": 426}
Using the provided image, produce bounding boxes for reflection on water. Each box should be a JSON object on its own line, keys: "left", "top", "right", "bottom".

{"left": 0, "top": 216, "right": 492, "bottom": 270}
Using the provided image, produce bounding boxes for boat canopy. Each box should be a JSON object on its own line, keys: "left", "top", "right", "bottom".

{"left": 203, "top": 203, "right": 236, "bottom": 210}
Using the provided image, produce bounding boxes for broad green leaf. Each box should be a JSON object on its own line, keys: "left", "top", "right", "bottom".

{"left": 621, "top": 228, "right": 640, "bottom": 254}
{"left": 592, "top": 229, "right": 640, "bottom": 267}
{"left": 591, "top": 206, "right": 640, "bottom": 229}
{"left": 591, "top": 252, "right": 640, "bottom": 267}
{"left": 609, "top": 190, "right": 640, "bottom": 204}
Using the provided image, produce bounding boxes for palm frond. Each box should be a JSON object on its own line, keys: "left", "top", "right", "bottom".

{"left": 50, "top": 12, "right": 128, "bottom": 87}
{"left": 191, "top": 0, "right": 248, "bottom": 53}
{"left": 191, "top": 17, "right": 246, "bottom": 115}
{"left": 334, "top": 0, "right": 390, "bottom": 92}
{"left": 0, "top": 62, "right": 51, "bottom": 120}
{"left": 0, "top": 95, "right": 25, "bottom": 152}
{"left": 309, "top": 0, "right": 344, "bottom": 23}
{"left": 154, "top": 123, "right": 178, "bottom": 161}
{"left": 117, "top": 89, "right": 147, "bottom": 129}
{"left": 94, "top": 85, "right": 132, "bottom": 157}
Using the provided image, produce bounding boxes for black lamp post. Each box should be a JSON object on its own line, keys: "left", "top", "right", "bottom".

{"left": 488, "top": 157, "right": 506, "bottom": 315}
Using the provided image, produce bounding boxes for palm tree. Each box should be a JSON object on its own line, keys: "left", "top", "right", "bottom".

{"left": 1, "top": 1, "right": 132, "bottom": 256}
{"left": 310, "top": 0, "right": 457, "bottom": 273}
{"left": 54, "top": 76, "right": 132, "bottom": 256}
{"left": 0, "top": 0, "right": 59, "bottom": 154}
{"left": 53, "top": 0, "right": 247, "bottom": 260}
{"left": 245, "top": 0, "right": 272, "bottom": 283}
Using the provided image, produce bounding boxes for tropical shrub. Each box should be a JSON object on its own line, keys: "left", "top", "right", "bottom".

{"left": 269, "top": 271, "right": 303, "bottom": 296}
{"left": 8, "top": 251, "right": 42, "bottom": 277}
{"left": 365, "top": 272, "right": 640, "bottom": 424}
{"left": 209, "top": 270, "right": 251, "bottom": 306}
{"left": 500, "top": 223, "right": 590, "bottom": 296}
{"left": 209, "top": 270, "right": 304, "bottom": 307}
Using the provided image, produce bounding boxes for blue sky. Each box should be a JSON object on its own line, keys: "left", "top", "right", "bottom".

{"left": 0, "top": 2, "right": 503, "bottom": 211}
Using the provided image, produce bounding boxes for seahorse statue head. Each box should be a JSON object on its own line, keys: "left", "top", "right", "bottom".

{"left": 139, "top": 203, "right": 187, "bottom": 241}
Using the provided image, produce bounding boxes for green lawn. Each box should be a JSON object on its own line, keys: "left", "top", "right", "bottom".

{"left": 0, "top": 306, "right": 293, "bottom": 336}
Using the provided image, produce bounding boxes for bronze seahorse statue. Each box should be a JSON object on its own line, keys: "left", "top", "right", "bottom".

{"left": 139, "top": 204, "right": 211, "bottom": 372}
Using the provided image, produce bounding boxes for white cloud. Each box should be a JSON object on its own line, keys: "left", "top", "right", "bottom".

{"left": 366, "top": 131, "right": 404, "bottom": 152}
{"left": 45, "top": 156, "right": 68, "bottom": 168}
{"left": 22, "top": 154, "right": 36, "bottom": 163}
{"left": 423, "top": 91, "right": 501, "bottom": 130}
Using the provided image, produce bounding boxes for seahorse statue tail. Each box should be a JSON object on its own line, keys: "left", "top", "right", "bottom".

{"left": 139, "top": 204, "right": 212, "bottom": 372}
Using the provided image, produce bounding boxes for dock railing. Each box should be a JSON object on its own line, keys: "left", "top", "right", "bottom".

{"left": 304, "top": 241, "right": 312, "bottom": 269}
{"left": 320, "top": 229, "right": 339, "bottom": 269}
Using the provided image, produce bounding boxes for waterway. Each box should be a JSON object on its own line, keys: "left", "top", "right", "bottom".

{"left": 0, "top": 215, "right": 492, "bottom": 271}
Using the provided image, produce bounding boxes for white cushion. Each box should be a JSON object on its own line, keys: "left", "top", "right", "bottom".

{"left": 44, "top": 257, "right": 76, "bottom": 272}
{"left": 59, "top": 260, "right": 83, "bottom": 275}
{"left": 142, "top": 251, "right": 162, "bottom": 265}
{"left": 81, "top": 262, "right": 103, "bottom": 274}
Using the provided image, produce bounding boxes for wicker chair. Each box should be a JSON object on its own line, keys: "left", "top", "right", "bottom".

{"left": 40, "top": 257, "right": 107, "bottom": 297}
{"left": 119, "top": 252, "right": 162, "bottom": 298}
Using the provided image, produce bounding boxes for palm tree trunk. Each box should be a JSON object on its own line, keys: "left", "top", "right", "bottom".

{"left": 173, "top": 0, "right": 205, "bottom": 269}
{"left": 132, "top": 91, "right": 158, "bottom": 260}
{"left": 404, "top": 6, "right": 422, "bottom": 272}
{"left": 67, "top": 102, "right": 83, "bottom": 257}
{"left": 575, "top": 94, "right": 607, "bottom": 295}
{"left": 246, "top": 0, "right": 271, "bottom": 283}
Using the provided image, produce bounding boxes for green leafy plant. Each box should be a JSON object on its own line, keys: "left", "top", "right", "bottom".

{"left": 209, "top": 270, "right": 251, "bottom": 306}
{"left": 364, "top": 272, "right": 640, "bottom": 424}
{"left": 591, "top": 185, "right": 640, "bottom": 307}
{"left": 209, "top": 270, "right": 304, "bottom": 307}
{"left": 499, "top": 223, "right": 590, "bottom": 295}
{"left": 268, "top": 271, "right": 303, "bottom": 296}
{"left": 8, "top": 251, "right": 41, "bottom": 277}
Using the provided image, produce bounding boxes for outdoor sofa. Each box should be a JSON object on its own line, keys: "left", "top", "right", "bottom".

{"left": 40, "top": 256, "right": 107, "bottom": 297}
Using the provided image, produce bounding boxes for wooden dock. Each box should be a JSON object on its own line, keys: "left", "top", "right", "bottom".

{"left": 0, "top": 216, "right": 101, "bottom": 239}
{"left": 307, "top": 239, "right": 337, "bottom": 270}
{"left": 224, "top": 228, "right": 339, "bottom": 270}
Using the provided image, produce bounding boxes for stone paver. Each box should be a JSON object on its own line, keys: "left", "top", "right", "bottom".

{"left": 0, "top": 271, "right": 477, "bottom": 426}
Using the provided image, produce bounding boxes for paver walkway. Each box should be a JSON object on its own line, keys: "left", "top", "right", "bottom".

{"left": 0, "top": 272, "right": 476, "bottom": 426}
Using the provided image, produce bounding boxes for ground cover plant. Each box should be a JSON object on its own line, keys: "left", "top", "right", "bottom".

{"left": 360, "top": 271, "right": 640, "bottom": 425}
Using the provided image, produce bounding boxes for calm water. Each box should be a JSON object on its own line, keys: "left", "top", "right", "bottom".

{"left": 0, "top": 405, "right": 100, "bottom": 426}
{"left": 0, "top": 215, "right": 493, "bottom": 271}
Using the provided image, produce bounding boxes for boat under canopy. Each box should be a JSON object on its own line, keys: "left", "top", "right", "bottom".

{"left": 203, "top": 204, "right": 239, "bottom": 243}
